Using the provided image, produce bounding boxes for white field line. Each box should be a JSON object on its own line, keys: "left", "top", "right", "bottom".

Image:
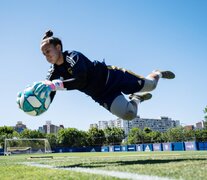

{"left": 23, "top": 162, "right": 173, "bottom": 180}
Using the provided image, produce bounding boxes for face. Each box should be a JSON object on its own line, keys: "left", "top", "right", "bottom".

{"left": 41, "top": 42, "right": 63, "bottom": 65}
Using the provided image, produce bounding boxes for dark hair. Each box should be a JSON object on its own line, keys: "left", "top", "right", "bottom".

{"left": 41, "top": 30, "right": 63, "bottom": 51}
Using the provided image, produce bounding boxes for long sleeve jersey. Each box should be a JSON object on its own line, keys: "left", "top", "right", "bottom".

{"left": 46, "top": 50, "right": 108, "bottom": 101}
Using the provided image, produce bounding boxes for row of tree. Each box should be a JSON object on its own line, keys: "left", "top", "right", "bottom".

{"left": 1, "top": 106, "right": 207, "bottom": 149}
{"left": 0, "top": 126, "right": 207, "bottom": 149}
{"left": 0, "top": 126, "right": 124, "bottom": 149}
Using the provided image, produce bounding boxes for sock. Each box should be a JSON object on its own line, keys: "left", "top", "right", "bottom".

{"left": 131, "top": 98, "right": 141, "bottom": 104}
{"left": 152, "top": 70, "right": 162, "bottom": 78}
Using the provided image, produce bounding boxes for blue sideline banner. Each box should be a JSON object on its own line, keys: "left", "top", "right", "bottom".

{"left": 113, "top": 145, "right": 122, "bottom": 152}
{"left": 136, "top": 144, "right": 143, "bottom": 151}
{"left": 172, "top": 142, "right": 185, "bottom": 151}
{"left": 143, "top": 144, "right": 153, "bottom": 151}
{"left": 184, "top": 141, "right": 197, "bottom": 151}
{"left": 127, "top": 144, "right": 136, "bottom": 151}
{"left": 122, "top": 145, "right": 127, "bottom": 152}
{"left": 162, "top": 143, "right": 172, "bottom": 151}
{"left": 101, "top": 146, "right": 109, "bottom": 152}
{"left": 153, "top": 143, "right": 163, "bottom": 151}
{"left": 197, "top": 142, "right": 207, "bottom": 150}
{"left": 0, "top": 148, "right": 3, "bottom": 155}
{"left": 109, "top": 146, "right": 114, "bottom": 152}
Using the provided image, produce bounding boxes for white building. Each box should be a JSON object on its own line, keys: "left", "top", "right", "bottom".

{"left": 130, "top": 116, "right": 180, "bottom": 133}
{"left": 39, "top": 121, "right": 64, "bottom": 134}
{"left": 94, "top": 116, "right": 180, "bottom": 135}
{"left": 195, "top": 121, "right": 204, "bottom": 129}
{"left": 98, "top": 121, "right": 108, "bottom": 130}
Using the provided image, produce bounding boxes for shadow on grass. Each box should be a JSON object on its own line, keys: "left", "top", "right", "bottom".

{"left": 56, "top": 158, "right": 207, "bottom": 169}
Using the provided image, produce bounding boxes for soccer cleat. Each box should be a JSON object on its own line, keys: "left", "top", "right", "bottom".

{"left": 129, "top": 93, "right": 152, "bottom": 102}
{"left": 155, "top": 70, "right": 175, "bottom": 79}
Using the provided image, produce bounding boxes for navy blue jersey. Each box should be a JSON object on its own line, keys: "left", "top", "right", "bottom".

{"left": 46, "top": 50, "right": 145, "bottom": 110}
{"left": 46, "top": 50, "right": 108, "bottom": 100}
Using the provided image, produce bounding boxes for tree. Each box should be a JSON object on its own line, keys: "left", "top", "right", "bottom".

{"left": 200, "top": 129, "right": 207, "bottom": 141}
{"left": 165, "top": 127, "right": 185, "bottom": 142}
{"left": 183, "top": 129, "right": 195, "bottom": 141}
{"left": 160, "top": 132, "right": 169, "bottom": 143}
{"left": 78, "top": 130, "right": 89, "bottom": 147}
{"left": 0, "top": 126, "right": 15, "bottom": 148}
{"left": 195, "top": 129, "right": 207, "bottom": 142}
{"left": 20, "top": 129, "right": 45, "bottom": 138}
{"left": 148, "top": 131, "right": 162, "bottom": 143}
{"left": 195, "top": 129, "right": 203, "bottom": 142}
{"left": 127, "top": 127, "right": 144, "bottom": 144}
{"left": 204, "top": 106, "right": 207, "bottom": 129}
{"left": 46, "top": 133, "right": 58, "bottom": 149}
{"left": 143, "top": 127, "right": 153, "bottom": 143}
{"left": 143, "top": 127, "right": 152, "bottom": 134}
{"left": 104, "top": 127, "right": 124, "bottom": 145}
{"left": 88, "top": 127, "right": 105, "bottom": 146}
{"left": 0, "top": 126, "right": 14, "bottom": 135}
{"left": 57, "top": 128, "right": 88, "bottom": 147}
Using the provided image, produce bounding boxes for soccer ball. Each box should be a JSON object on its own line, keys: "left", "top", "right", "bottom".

{"left": 17, "top": 85, "right": 51, "bottom": 116}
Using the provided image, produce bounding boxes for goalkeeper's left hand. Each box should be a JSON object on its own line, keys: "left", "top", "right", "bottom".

{"left": 34, "top": 79, "right": 65, "bottom": 97}
{"left": 16, "top": 91, "right": 22, "bottom": 109}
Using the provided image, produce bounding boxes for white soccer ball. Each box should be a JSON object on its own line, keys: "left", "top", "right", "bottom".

{"left": 18, "top": 86, "right": 51, "bottom": 116}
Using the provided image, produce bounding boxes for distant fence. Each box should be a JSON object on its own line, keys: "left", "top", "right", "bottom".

{"left": 1, "top": 142, "right": 206, "bottom": 155}
{"left": 52, "top": 146, "right": 101, "bottom": 153}
{"left": 101, "top": 141, "right": 207, "bottom": 152}
{"left": 0, "top": 148, "right": 3, "bottom": 155}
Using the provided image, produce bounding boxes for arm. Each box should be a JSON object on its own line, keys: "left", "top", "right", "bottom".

{"left": 62, "top": 51, "right": 91, "bottom": 89}
{"left": 34, "top": 51, "right": 91, "bottom": 99}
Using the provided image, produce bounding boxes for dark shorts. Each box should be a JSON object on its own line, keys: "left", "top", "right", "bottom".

{"left": 93, "top": 67, "right": 145, "bottom": 110}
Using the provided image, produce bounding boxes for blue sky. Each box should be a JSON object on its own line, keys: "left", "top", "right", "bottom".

{"left": 0, "top": 0, "right": 206, "bottom": 130}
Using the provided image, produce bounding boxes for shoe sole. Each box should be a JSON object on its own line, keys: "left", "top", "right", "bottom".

{"left": 141, "top": 93, "right": 152, "bottom": 101}
{"left": 160, "top": 71, "right": 175, "bottom": 79}
{"left": 129, "top": 93, "right": 152, "bottom": 102}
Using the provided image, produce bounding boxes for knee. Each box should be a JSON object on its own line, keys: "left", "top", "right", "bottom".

{"left": 121, "top": 110, "right": 136, "bottom": 120}
{"left": 110, "top": 95, "right": 137, "bottom": 120}
{"left": 119, "top": 102, "right": 137, "bottom": 120}
{"left": 110, "top": 103, "right": 137, "bottom": 120}
{"left": 111, "top": 107, "right": 136, "bottom": 120}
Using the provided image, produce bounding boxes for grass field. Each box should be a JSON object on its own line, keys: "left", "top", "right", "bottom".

{"left": 0, "top": 151, "right": 206, "bottom": 180}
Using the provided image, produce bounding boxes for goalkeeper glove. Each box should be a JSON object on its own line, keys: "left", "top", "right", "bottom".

{"left": 16, "top": 91, "right": 22, "bottom": 109}
{"left": 34, "top": 79, "right": 65, "bottom": 97}
{"left": 16, "top": 82, "right": 52, "bottom": 110}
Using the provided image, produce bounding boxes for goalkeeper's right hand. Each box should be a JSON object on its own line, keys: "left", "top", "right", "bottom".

{"left": 33, "top": 79, "right": 65, "bottom": 97}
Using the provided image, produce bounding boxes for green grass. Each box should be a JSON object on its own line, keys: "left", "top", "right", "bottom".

{"left": 0, "top": 151, "right": 207, "bottom": 180}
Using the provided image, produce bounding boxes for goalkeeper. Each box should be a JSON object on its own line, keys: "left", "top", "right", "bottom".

{"left": 36, "top": 30, "right": 175, "bottom": 120}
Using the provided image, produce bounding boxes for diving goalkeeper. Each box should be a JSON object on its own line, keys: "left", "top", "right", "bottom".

{"left": 35, "top": 30, "right": 175, "bottom": 120}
